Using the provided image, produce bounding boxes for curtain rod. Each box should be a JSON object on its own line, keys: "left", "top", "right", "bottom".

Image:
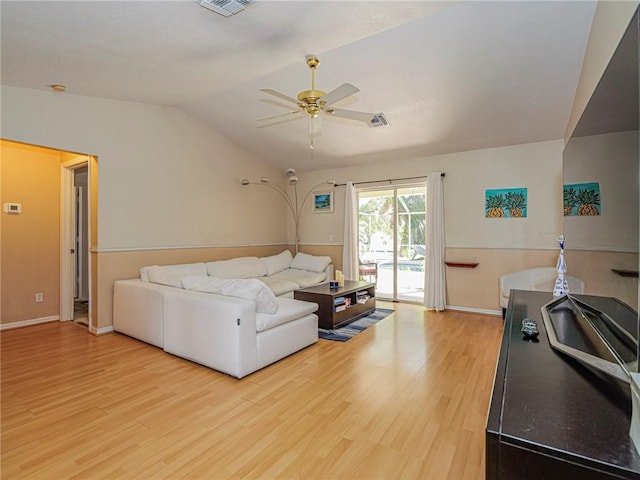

{"left": 334, "top": 172, "right": 445, "bottom": 187}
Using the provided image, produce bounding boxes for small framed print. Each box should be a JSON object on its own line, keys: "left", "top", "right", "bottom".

{"left": 312, "top": 191, "right": 334, "bottom": 213}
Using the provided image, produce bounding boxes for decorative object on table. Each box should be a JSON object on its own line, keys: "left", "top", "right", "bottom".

{"left": 329, "top": 281, "right": 339, "bottom": 289}
{"left": 485, "top": 188, "right": 527, "bottom": 218}
{"left": 563, "top": 182, "right": 601, "bottom": 216}
{"left": 335, "top": 269, "right": 344, "bottom": 287}
{"left": 241, "top": 169, "right": 335, "bottom": 253}
{"left": 553, "top": 234, "right": 570, "bottom": 297}
{"left": 521, "top": 318, "right": 539, "bottom": 339}
{"left": 318, "top": 308, "right": 394, "bottom": 342}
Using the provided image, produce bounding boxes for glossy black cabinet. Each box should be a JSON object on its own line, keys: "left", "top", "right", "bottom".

{"left": 486, "top": 290, "right": 640, "bottom": 479}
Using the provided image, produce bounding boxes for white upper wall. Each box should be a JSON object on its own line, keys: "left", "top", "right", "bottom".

{"left": 1, "top": 85, "right": 287, "bottom": 250}
{"left": 296, "top": 140, "right": 564, "bottom": 250}
{"left": 564, "top": 131, "right": 638, "bottom": 251}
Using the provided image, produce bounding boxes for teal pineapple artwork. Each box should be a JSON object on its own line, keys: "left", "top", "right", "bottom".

{"left": 485, "top": 188, "right": 527, "bottom": 218}
{"left": 563, "top": 182, "right": 600, "bottom": 216}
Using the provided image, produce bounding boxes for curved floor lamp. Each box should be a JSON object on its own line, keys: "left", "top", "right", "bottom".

{"left": 241, "top": 169, "right": 335, "bottom": 254}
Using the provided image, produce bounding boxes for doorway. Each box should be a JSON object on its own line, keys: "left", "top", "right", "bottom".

{"left": 61, "top": 158, "right": 91, "bottom": 327}
{"left": 358, "top": 184, "right": 426, "bottom": 302}
{"left": 73, "top": 166, "right": 89, "bottom": 325}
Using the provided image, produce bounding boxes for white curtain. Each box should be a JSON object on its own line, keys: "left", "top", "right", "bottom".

{"left": 342, "top": 181, "right": 359, "bottom": 280}
{"left": 424, "top": 172, "right": 446, "bottom": 311}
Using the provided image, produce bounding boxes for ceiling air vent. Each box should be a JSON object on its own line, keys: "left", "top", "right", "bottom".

{"left": 370, "top": 113, "right": 390, "bottom": 128}
{"left": 200, "top": 0, "right": 254, "bottom": 17}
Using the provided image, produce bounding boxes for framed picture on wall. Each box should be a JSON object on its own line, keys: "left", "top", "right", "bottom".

{"left": 312, "top": 191, "right": 334, "bottom": 213}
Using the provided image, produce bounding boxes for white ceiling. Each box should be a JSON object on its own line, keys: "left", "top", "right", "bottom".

{"left": 1, "top": 0, "right": 597, "bottom": 172}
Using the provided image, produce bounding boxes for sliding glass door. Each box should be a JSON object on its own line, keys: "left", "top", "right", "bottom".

{"left": 358, "top": 185, "right": 426, "bottom": 302}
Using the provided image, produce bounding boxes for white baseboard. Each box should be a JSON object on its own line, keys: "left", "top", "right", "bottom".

{"left": 1, "top": 315, "right": 60, "bottom": 330}
{"left": 447, "top": 305, "right": 502, "bottom": 317}
{"left": 91, "top": 325, "right": 114, "bottom": 335}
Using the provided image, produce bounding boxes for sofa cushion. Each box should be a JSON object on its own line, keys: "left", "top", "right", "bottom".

{"left": 206, "top": 257, "right": 266, "bottom": 279}
{"left": 256, "top": 276, "right": 301, "bottom": 297}
{"left": 141, "top": 262, "right": 207, "bottom": 283}
{"left": 261, "top": 250, "right": 293, "bottom": 276}
{"left": 271, "top": 268, "right": 328, "bottom": 288}
{"left": 147, "top": 265, "right": 194, "bottom": 288}
{"left": 290, "top": 252, "right": 332, "bottom": 273}
{"left": 182, "top": 275, "right": 278, "bottom": 314}
{"left": 255, "top": 297, "right": 318, "bottom": 332}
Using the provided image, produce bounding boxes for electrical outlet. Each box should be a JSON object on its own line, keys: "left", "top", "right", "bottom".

{"left": 329, "top": 234, "right": 334, "bottom": 242}
{"left": 35, "top": 293, "right": 44, "bottom": 303}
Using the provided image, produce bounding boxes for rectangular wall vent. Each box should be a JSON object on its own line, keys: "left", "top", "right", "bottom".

{"left": 200, "top": 0, "right": 254, "bottom": 17}
{"left": 370, "top": 113, "right": 390, "bottom": 128}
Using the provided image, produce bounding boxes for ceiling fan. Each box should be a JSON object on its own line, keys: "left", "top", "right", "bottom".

{"left": 258, "top": 56, "right": 388, "bottom": 148}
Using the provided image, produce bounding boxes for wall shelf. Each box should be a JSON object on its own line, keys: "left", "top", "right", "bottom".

{"left": 612, "top": 268, "right": 639, "bottom": 278}
{"left": 444, "top": 261, "right": 479, "bottom": 269}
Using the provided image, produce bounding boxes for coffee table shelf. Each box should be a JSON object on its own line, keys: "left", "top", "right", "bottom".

{"left": 294, "top": 281, "right": 376, "bottom": 330}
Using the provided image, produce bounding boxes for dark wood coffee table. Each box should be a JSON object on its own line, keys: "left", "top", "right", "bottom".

{"left": 294, "top": 281, "right": 376, "bottom": 330}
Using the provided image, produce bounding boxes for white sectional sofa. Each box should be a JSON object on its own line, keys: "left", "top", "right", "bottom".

{"left": 113, "top": 250, "right": 333, "bottom": 378}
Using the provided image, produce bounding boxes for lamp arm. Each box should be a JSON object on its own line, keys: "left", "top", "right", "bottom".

{"left": 253, "top": 182, "right": 297, "bottom": 222}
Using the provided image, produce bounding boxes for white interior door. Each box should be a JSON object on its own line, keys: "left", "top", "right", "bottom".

{"left": 61, "top": 160, "right": 89, "bottom": 322}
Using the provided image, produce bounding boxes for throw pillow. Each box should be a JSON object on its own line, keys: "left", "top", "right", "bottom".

{"left": 182, "top": 276, "right": 279, "bottom": 314}
{"left": 140, "top": 262, "right": 207, "bottom": 283}
{"left": 206, "top": 257, "right": 266, "bottom": 279}
{"left": 290, "top": 252, "right": 331, "bottom": 273}
{"left": 147, "top": 265, "right": 188, "bottom": 288}
{"left": 261, "top": 250, "right": 293, "bottom": 276}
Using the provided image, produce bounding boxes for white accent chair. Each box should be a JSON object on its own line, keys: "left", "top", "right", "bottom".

{"left": 499, "top": 267, "right": 585, "bottom": 316}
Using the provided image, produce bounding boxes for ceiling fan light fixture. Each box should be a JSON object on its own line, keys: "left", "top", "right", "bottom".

{"left": 200, "top": 0, "right": 254, "bottom": 17}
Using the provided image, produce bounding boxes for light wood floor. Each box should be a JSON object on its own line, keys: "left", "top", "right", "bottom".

{"left": 1, "top": 302, "right": 504, "bottom": 480}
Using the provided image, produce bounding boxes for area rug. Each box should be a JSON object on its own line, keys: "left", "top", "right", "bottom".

{"left": 318, "top": 308, "right": 394, "bottom": 342}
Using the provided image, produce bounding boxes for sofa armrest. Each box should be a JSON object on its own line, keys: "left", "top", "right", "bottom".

{"left": 161, "top": 288, "right": 260, "bottom": 378}
{"left": 113, "top": 279, "right": 166, "bottom": 347}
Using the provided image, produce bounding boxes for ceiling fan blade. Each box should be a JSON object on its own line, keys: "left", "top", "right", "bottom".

{"left": 260, "top": 88, "right": 300, "bottom": 105}
{"left": 256, "top": 111, "right": 303, "bottom": 128}
{"left": 261, "top": 98, "right": 301, "bottom": 111}
{"left": 326, "top": 107, "right": 375, "bottom": 124}
{"left": 257, "top": 110, "right": 302, "bottom": 122}
{"left": 320, "top": 83, "right": 360, "bottom": 107}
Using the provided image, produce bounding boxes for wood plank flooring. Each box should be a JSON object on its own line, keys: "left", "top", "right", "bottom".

{"left": 1, "top": 302, "right": 504, "bottom": 479}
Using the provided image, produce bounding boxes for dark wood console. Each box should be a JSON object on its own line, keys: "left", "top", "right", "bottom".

{"left": 486, "top": 289, "right": 640, "bottom": 479}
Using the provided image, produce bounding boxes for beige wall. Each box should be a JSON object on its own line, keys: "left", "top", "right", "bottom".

{"left": 564, "top": 131, "right": 638, "bottom": 251}
{"left": 1, "top": 141, "right": 61, "bottom": 324}
{"left": 1, "top": 86, "right": 290, "bottom": 330}
{"left": 1, "top": 86, "right": 288, "bottom": 250}
{"left": 297, "top": 140, "right": 564, "bottom": 250}
{"left": 566, "top": 1, "right": 638, "bottom": 141}
{"left": 297, "top": 140, "right": 564, "bottom": 313}
{"left": 445, "top": 248, "right": 558, "bottom": 312}
{"left": 565, "top": 250, "right": 638, "bottom": 309}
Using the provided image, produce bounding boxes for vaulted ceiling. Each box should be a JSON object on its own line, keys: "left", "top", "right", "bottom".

{"left": 1, "top": 1, "right": 597, "bottom": 171}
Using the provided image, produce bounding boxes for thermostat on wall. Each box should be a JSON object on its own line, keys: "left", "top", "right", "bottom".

{"left": 3, "top": 203, "right": 22, "bottom": 214}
